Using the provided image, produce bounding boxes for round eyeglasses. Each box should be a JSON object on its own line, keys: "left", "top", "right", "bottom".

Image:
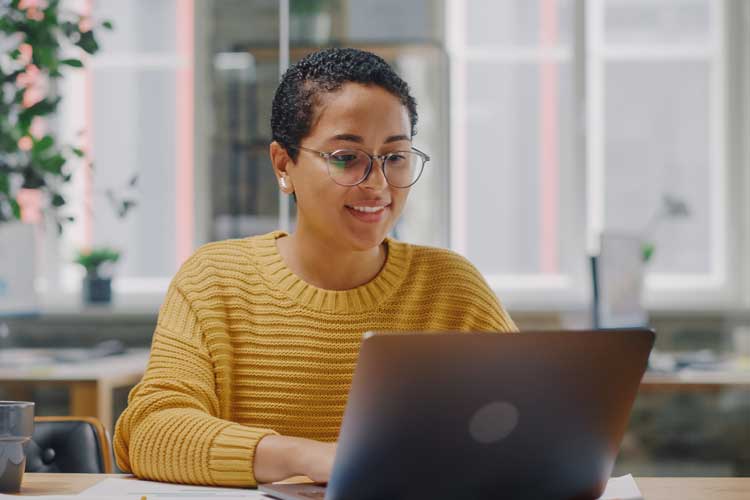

{"left": 288, "top": 145, "right": 430, "bottom": 188}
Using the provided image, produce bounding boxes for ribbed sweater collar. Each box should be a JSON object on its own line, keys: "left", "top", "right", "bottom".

{"left": 251, "top": 230, "right": 411, "bottom": 315}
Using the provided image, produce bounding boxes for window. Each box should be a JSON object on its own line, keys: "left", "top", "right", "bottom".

{"left": 592, "top": 0, "right": 728, "bottom": 308}
{"left": 43, "top": 0, "right": 747, "bottom": 312}
{"left": 448, "top": 0, "right": 742, "bottom": 310}
{"left": 448, "top": 0, "right": 586, "bottom": 307}
{"left": 53, "top": 0, "right": 193, "bottom": 297}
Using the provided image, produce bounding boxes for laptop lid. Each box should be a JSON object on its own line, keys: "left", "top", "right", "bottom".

{"left": 263, "top": 329, "right": 654, "bottom": 500}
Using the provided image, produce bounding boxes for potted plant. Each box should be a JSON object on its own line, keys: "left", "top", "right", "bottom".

{"left": 0, "top": 0, "right": 112, "bottom": 228}
{"left": 74, "top": 247, "right": 119, "bottom": 303}
{"left": 73, "top": 173, "right": 138, "bottom": 305}
{"left": 290, "top": 0, "right": 333, "bottom": 44}
{"left": 0, "top": 0, "right": 111, "bottom": 313}
{"left": 641, "top": 194, "right": 691, "bottom": 263}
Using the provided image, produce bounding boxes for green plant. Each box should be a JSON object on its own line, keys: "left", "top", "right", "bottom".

{"left": 290, "top": 0, "right": 334, "bottom": 16}
{"left": 0, "top": 0, "right": 112, "bottom": 230}
{"left": 74, "top": 246, "right": 119, "bottom": 277}
{"left": 642, "top": 194, "right": 690, "bottom": 263}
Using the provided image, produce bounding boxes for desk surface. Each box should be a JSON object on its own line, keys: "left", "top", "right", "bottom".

{"left": 14, "top": 474, "right": 750, "bottom": 499}
{"left": 0, "top": 348, "right": 149, "bottom": 383}
{"left": 642, "top": 370, "right": 750, "bottom": 388}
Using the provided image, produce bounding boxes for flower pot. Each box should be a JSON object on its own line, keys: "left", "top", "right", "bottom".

{"left": 83, "top": 276, "right": 112, "bottom": 304}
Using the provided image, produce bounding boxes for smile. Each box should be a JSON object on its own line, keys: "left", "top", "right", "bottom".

{"left": 347, "top": 205, "right": 387, "bottom": 213}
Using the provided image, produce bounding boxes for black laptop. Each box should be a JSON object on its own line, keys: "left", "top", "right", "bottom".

{"left": 260, "top": 329, "right": 654, "bottom": 500}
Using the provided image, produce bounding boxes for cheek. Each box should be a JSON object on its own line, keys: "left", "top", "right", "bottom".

{"left": 390, "top": 189, "right": 410, "bottom": 216}
{"left": 301, "top": 177, "right": 349, "bottom": 214}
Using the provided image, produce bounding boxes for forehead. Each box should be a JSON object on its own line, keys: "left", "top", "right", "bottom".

{"left": 310, "top": 83, "right": 411, "bottom": 136}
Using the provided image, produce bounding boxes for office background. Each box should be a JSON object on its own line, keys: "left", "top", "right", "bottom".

{"left": 1, "top": 0, "right": 750, "bottom": 478}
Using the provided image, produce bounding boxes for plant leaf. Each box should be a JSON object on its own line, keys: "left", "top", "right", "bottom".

{"left": 21, "top": 167, "right": 46, "bottom": 189}
{"left": 51, "top": 193, "right": 65, "bottom": 207}
{"left": 33, "top": 135, "right": 54, "bottom": 153}
{"left": 75, "top": 30, "right": 100, "bottom": 55}
{"left": 10, "top": 198, "right": 21, "bottom": 219}
{"left": 118, "top": 199, "right": 137, "bottom": 218}
{"left": 40, "top": 154, "right": 66, "bottom": 174}
{"left": 60, "top": 58, "right": 83, "bottom": 68}
{"left": 642, "top": 243, "right": 655, "bottom": 263}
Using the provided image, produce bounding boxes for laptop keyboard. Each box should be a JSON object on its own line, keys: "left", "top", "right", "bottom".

{"left": 297, "top": 491, "right": 326, "bottom": 499}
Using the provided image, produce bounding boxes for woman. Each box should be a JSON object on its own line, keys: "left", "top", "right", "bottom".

{"left": 114, "top": 48, "right": 516, "bottom": 488}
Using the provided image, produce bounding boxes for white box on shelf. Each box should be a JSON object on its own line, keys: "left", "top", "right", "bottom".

{"left": 0, "top": 222, "right": 38, "bottom": 315}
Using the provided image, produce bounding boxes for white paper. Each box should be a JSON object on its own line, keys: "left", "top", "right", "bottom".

{"left": 0, "top": 497, "right": 264, "bottom": 500}
{"left": 0, "top": 494, "right": 147, "bottom": 500}
{"left": 0, "top": 497, "right": 139, "bottom": 500}
{"left": 1, "top": 475, "right": 642, "bottom": 499}
{"left": 597, "top": 474, "right": 643, "bottom": 500}
{"left": 78, "top": 477, "right": 268, "bottom": 498}
{"left": 597, "top": 232, "right": 649, "bottom": 328}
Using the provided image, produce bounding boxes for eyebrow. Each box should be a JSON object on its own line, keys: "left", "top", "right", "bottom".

{"left": 329, "top": 133, "right": 411, "bottom": 144}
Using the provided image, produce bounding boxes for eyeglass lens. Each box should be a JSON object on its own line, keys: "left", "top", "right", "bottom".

{"left": 327, "top": 150, "right": 423, "bottom": 187}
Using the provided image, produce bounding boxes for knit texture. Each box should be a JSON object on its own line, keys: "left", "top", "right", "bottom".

{"left": 114, "top": 231, "right": 517, "bottom": 487}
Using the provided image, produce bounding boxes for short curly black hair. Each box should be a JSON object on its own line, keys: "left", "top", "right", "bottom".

{"left": 271, "top": 47, "right": 418, "bottom": 161}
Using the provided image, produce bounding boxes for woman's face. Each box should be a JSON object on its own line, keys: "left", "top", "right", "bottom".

{"left": 288, "top": 83, "right": 413, "bottom": 252}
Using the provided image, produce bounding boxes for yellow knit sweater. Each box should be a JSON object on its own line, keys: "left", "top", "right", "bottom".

{"left": 114, "top": 231, "right": 516, "bottom": 487}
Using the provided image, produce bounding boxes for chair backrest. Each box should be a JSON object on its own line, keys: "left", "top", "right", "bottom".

{"left": 24, "top": 416, "right": 113, "bottom": 473}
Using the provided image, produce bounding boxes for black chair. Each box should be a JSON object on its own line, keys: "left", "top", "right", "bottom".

{"left": 25, "top": 416, "right": 113, "bottom": 473}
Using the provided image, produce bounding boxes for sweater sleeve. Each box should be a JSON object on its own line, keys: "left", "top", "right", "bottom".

{"left": 453, "top": 253, "right": 519, "bottom": 333}
{"left": 113, "top": 283, "right": 277, "bottom": 487}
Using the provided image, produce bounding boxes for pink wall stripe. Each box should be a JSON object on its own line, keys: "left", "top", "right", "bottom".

{"left": 539, "top": 0, "right": 560, "bottom": 274}
{"left": 176, "top": 0, "right": 195, "bottom": 266}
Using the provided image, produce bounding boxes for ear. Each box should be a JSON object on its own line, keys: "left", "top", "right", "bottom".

{"left": 270, "top": 141, "right": 295, "bottom": 194}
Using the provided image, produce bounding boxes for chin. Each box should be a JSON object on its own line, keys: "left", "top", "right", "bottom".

{"left": 344, "top": 228, "right": 389, "bottom": 252}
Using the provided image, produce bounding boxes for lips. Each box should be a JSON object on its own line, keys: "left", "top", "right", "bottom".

{"left": 345, "top": 201, "right": 391, "bottom": 222}
{"left": 345, "top": 199, "right": 390, "bottom": 210}
{"left": 347, "top": 205, "right": 386, "bottom": 213}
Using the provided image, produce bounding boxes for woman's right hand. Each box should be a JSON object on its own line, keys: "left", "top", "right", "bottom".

{"left": 294, "top": 439, "right": 337, "bottom": 484}
{"left": 255, "top": 435, "right": 337, "bottom": 484}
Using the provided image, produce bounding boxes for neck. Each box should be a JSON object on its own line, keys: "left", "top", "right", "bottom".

{"left": 277, "top": 228, "right": 386, "bottom": 291}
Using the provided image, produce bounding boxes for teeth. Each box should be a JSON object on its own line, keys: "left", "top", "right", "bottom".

{"left": 349, "top": 205, "right": 386, "bottom": 213}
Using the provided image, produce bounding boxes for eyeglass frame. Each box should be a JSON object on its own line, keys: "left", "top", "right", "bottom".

{"left": 286, "top": 144, "right": 431, "bottom": 188}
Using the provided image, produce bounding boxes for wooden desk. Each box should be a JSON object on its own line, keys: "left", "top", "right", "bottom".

{"left": 13, "top": 473, "right": 750, "bottom": 499}
{"left": 0, "top": 349, "right": 149, "bottom": 432}
{"left": 641, "top": 369, "right": 750, "bottom": 393}
{"left": 636, "top": 477, "right": 750, "bottom": 499}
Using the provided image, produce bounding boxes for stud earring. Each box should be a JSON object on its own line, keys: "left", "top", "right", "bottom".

{"left": 279, "top": 177, "right": 287, "bottom": 189}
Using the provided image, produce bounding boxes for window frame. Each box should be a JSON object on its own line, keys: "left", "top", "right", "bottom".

{"left": 447, "top": 0, "right": 745, "bottom": 312}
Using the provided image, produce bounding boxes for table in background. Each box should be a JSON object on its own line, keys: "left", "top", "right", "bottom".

{"left": 13, "top": 474, "right": 750, "bottom": 499}
{"left": 641, "top": 368, "right": 750, "bottom": 392}
{"left": 0, "top": 349, "right": 150, "bottom": 432}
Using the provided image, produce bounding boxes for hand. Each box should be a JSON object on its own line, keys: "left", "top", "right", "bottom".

{"left": 255, "top": 435, "right": 337, "bottom": 484}
{"left": 296, "top": 440, "right": 337, "bottom": 484}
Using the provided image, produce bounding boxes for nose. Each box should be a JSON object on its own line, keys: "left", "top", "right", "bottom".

{"left": 360, "top": 157, "right": 388, "bottom": 190}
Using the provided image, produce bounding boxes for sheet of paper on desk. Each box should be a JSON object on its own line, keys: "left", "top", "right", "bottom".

{"left": 0, "top": 496, "right": 266, "bottom": 500}
{"left": 78, "top": 477, "right": 267, "bottom": 498}
{"left": 598, "top": 474, "right": 643, "bottom": 500}
{"left": 0, "top": 474, "right": 641, "bottom": 499}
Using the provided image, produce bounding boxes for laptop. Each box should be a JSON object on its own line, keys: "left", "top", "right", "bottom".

{"left": 260, "top": 329, "right": 654, "bottom": 500}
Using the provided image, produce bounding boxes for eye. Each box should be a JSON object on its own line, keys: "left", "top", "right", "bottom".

{"left": 386, "top": 153, "right": 408, "bottom": 166}
{"left": 330, "top": 152, "right": 359, "bottom": 169}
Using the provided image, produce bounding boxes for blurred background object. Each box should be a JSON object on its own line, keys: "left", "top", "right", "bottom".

{"left": 0, "top": 0, "right": 749, "bottom": 477}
